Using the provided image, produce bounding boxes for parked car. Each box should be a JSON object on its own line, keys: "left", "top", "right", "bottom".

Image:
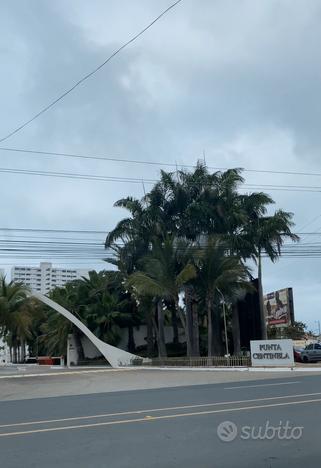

{"left": 293, "top": 348, "right": 304, "bottom": 363}
{"left": 299, "top": 343, "right": 321, "bottom": 363}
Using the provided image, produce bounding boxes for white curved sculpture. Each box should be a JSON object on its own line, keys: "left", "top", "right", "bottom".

{"left": 32, "top": 292, "right": 140, "bottom": 368}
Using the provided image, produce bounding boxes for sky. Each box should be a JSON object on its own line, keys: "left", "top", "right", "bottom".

{"left": 1, "top": 0, "right": 321, "bottom": 330}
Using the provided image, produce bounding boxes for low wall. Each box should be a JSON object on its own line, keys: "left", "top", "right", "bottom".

{"left": 141, "top": 356, "right": 251, "bottom": 367}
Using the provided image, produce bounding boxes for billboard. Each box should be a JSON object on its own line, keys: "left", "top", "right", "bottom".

{"left": 264, "top": 288, "right": 294, "bottom": 328}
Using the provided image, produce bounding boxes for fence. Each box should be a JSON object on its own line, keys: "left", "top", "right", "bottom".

{"left": 135, "top": 355, "right": 251, "bottom": 367}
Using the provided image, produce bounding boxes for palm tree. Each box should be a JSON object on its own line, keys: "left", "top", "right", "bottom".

{"left": 194, "top": 236, "right": 251, "bottom": 356}
{"left": 45, "top": 282, "right": 86, "bottom": 360}
{"left": 79, "top": 270, "right": 135, "bottom": 349}
{"left": 239, "top": 198, "right": 299, "bottom": 339}
{"left": 127, "top": 237, "right": 197, "bottom": 357}
{"left": 39, "top": 271, "right": 137, "bottom": 360}
{"left": 40, "top": 308, "right": 71, "bottom": 357}
{"left": 104, "top": 163, "right": 298, "bottom": 357}
{"left": 0, "top": 276, "right": 33, "bottom": 362}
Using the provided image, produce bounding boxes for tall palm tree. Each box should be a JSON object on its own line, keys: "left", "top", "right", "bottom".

{"left": 0, "top": 276, "right": 33, "bottom": 362}
{"left": 238, "top": 199, "right": 299, "bottom": 339}
{"left": 127, "top": 237, "right": 197, "bottom": 357}
{"left": 104, "top": 163, "right": 298, "bottom": 357}
{"left": 194, "top": 236, "right": 251, "bottom": 356}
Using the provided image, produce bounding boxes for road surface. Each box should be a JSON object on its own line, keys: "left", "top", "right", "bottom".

{"left": 1, "top": 371, "right": 321, "bottom": 467}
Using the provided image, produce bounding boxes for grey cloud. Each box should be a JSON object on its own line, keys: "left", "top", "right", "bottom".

{"left": 1, "top": 0, "right": 321, "bottom": 323}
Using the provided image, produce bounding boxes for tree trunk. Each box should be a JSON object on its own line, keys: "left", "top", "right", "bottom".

{"left": 13, "top": 346, "right": 17, "bottom": 364}
{"left": 175, "top": 296, "right": 192, "bottom": 357}
{"left": 127, "top": 324, "right": 136, "bottom": 353}
{"left": 184, "top": 287, "right": 194, "bottom": 357}
{"left": 207, "top": 297, "right": 212, "bottom": 357}
{"left": 192, "top": 298, "right": 200, "bottom": 357}
{"left": 171, "top": 307, "right": 179, "bottom": 346}
{"left": 146, "top": 310, "right": 154, "bottom": 357}
{"left": 73, "top": 330, "right": 85, "bottom": 364}
{"left": 258, "top": 250, "right": 267, "bottom": 339}
{"left": 212, "top": 299, "right": 223, "bottom": 355}
{"left": 20, "top": 339, "right": 26, "bottom": 362}
{"left": 157, "top": 301, "right": 167, "bottom": 357}
{"left": 152, "top": 301, "right": 167, "bottom": 358}
{"left": 232, "top": 303, "right": 241, "bottom": 354}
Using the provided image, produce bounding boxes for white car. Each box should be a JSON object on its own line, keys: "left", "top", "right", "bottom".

{"left": 300, "top": 343, "right": 321, "bottom": 363}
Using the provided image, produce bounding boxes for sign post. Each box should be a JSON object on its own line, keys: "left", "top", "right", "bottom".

{"left": 250, "top": 339, "right": 294, "bottom": 367}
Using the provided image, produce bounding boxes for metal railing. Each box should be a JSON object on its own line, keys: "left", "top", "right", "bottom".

{"left": 138, "top": 355, "right": 251, "bottom": 367}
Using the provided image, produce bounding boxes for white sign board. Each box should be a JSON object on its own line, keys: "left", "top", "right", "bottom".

{"left": 250, "top": 339, "right": 294, "bottom": 367}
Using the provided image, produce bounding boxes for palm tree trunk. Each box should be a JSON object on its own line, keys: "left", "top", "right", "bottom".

{"left": 152, "top": 316, "right": 160, "bottom": 356}
{"left": 207, "top": 297, "right": 212, "bottom": 357}
{"left": 175, "top": 297, "right": 192, "bottom": 357}
{"left": 146, "top": 310, "right": 154, "bottom": 357}
{"left": 13, "top": 345, "right": 17, "bottom": 363}
{"left": 232, "top": 303, "right": 241, "bottom": 354}
{"left": 192, "top": 299, "right": 200, "bottom": 357}
{"left": 212, "top": 304, "right": 223, "bottom": 355}
{"left": 73, "top": 330, "right": 85, "bottom": 364}
{"left": 127, "top": 324, "right": 136, "bottom": 353}
{"left": 153, "top": 301, "right": 167, "bottom": 358}
{"left": 21, "top": 339, "right": 26, "bottom": 362}
{"left": 171, "top": 307, "right": 179, "bottom": 345}
{"left": 258, "top": 250, "right": 267, "bottom": 339}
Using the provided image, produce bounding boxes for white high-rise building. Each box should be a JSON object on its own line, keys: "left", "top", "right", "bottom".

{"left": 11, "top": 262, "right": 89, "bottom": 294}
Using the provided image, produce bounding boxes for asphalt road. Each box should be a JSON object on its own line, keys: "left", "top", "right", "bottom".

{"left": 1, "top": 373, "right": 321, "bottom": 467}
{"left": 0, "top": 366, "right": 315, "bottom": 401}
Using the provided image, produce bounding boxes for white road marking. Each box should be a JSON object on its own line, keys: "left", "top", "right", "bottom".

{"left": 224, "top": 381, "right": 301, "bottom": 389}
{"left": 1, "top": 397, "right": 321, "bottom": 438}
{"left": 0, "top": 369, "right": 131, "bottom": 379}
{"left": 1, "top": 390, "right": 321, "bottom": 429}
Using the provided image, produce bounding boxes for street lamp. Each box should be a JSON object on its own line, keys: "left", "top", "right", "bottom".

{"left": 216, "top": 288, "right": 229, "bottom": 356}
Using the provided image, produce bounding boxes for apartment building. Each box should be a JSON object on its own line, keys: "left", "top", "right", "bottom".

{"left": 11, "top": 262, "right": 89, "bottom": 294}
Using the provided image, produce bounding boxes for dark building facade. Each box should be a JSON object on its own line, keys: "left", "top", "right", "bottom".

{"left": 237, "top": 278, "right": 262, "bottom": 350}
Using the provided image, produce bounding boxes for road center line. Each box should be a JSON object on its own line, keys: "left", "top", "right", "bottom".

{"left": 1, "top": 397, "right": 321, "bottom": 438}
{"left": 224, "top": 381, "right": 301, "bottom": 389}
{"left": 1, "top": 390, "right": 321, "bottom": 429}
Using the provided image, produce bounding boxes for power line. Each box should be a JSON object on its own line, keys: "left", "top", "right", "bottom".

{"left": 0, "top": 147, "right": 179, "bottom": 168}
{"left": 0, "top": 0, "right": 183, "bottom": 143}
{"left": 0, "top": 263, "right": 103, "bottom": 266}
{"left": 0, "top": 167, "right": 157, "bottom": 184}
{"left": 4, "top": 236, "right": 321, "bottom": 262}
{"left": 2, "top": 238, "right": 321, "bottom": 252}
{"left": 0, "top": 227, "right": 319, "bottom": 235}
{"left": 0, "top": 227, "right": 109, "bottom": 234}
{"left": 4, "top": 166, "right": 321, "bottom": 193}
{"left": 4, "top": 146, "right": 321, "bottom": 179}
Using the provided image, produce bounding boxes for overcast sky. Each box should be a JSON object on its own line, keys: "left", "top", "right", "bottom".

{"left": 1, "top": 0, "right": 321, "bottom": 330}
